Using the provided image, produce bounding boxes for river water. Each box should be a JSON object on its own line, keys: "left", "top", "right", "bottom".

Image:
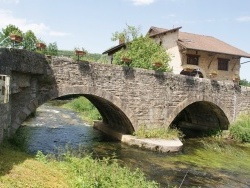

{"left": 18, "top": 101, "right": 250, "bottom": 188}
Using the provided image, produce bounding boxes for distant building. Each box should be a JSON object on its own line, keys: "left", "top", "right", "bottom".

{"left": 103, "top": 26, "right": 250, "bottom": 82}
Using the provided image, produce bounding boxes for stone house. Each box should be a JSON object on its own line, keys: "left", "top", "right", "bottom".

{"left": 103, "top": 26, "right": 250, "bottom": 82}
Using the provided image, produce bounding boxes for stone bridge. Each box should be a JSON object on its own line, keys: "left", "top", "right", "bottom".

{"left": 0, "top": 48, "right": 250, "bottom": 142}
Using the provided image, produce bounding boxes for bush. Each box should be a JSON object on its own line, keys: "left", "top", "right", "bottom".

{"left": 230, "top": 113, "right": 250, "bottom": 142}
{"left": 133, "top": 125, "right": 184, "bottom": 140}
{"left": 63, "top": 97, "right": 101, "bottom": 123}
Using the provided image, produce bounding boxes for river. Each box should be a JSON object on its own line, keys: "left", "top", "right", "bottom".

{"left": 18, "top": 101, "right": 250, "bottom": 188}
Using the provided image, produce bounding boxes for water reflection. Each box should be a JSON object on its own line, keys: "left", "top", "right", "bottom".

{"left": 18, "top": 101, "right": 250, "bottom": 188}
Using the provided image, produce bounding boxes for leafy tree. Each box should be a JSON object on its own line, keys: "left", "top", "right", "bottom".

{"left": 112, "top": 35, "right": 172, "bottom": 72}
{"left": 23, "top": 30, "right": 37, "bottom": 51}
{"left": 0, "top": 24, "right": 23, "bottom": 48}
{"left": 240, "top": 79, "right": 250, "bottom": 87}
{"left": 111, "top": 24, "right": 141, "bottom": 43}
{"left": 45, "top": 42, "right": 58, "bottom": 56}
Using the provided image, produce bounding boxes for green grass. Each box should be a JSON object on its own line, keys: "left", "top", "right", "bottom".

{"left": 62, "top": 97, "right": 101, "bottom": 124}
{"left": 133, "top": 125, "right": 184, "bottom": 140}
{"left": 168, "top": 138, "right": 250, "bottom": 173}
{"left": 230, "top": 112, "right": 250, "bottom": 142}
{"left": 0, "top": 142, "right": 159, "bottom": 188}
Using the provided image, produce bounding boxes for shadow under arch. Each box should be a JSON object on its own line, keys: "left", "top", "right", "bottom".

{"left": 167, "top": 97, "right": 230, "bottom": 137}
{"left": 12, "top": 86, "right": 135, "bottom": 136}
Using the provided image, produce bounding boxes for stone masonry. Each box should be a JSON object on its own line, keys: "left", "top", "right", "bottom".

{"left": 0, "top": 48, "right": 250, "bottom": 142}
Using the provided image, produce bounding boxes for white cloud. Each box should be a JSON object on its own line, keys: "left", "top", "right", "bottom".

{"left": 236, "top": 16, "right": 250, "bottom": 22}
{"left": 0, "top": 0, "right": 19, "bottom": 4}
{"left": 0, "top": 9, "right": 70, "bottom": 37}
{"left": 49, "top": 31, "right": 71, "bottom": 37}
{"left": 130, "top": 0, "right": 156, "bottom": 6}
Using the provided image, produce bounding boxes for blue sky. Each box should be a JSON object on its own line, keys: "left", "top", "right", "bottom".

{"left": 0, "top": 0, "right": 250, "bottom": 80}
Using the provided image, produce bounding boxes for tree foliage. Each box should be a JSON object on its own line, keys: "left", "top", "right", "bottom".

{"left": 111, "top": 24, "right": 141, "bottom": 43}
{"left": 0, "top": 24, "right": 58, "bottom": 56}
{"left": 113, "top": 35, "right": 172, "bottom": 72}
{"left": 0, "top": 24, "right": 23, "bottom": 48}
{"left": 23, "top": 30, "right": 37, "bottom": 51}
{"left": 240, "top": 79, "right": 250, "bottom": 87}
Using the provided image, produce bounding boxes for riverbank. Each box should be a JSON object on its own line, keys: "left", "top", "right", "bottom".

{"left": 0, "top": 141, "right": 159, "bottom": 188}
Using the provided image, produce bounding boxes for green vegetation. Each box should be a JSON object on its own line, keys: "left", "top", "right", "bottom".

{"left": 229, "top": 112, "right": 250, "bottom": 142}
{"left": 168, "top": 138, "right": 250, "bottom": 173}
{"left": 133, "top": 125, "right": 184, "bottom": 140}
{"left": 0, "top": 141, "right": 158, "bottom": 188}
{"left": 240, "top": 79, "right": 250, "bottom": 87}
{"left": 111, "top": 24, "right": 172, "bottom": 72}
{"left": 58, "top": 50, "right": 102, "bottom": 62}
{"left": 62, "top": 97, "right": 101, "bottom": 124}
{"left": 0, "top": 24, "right": 58, "bottom": 55}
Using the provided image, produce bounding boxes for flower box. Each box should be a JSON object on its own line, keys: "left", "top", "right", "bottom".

{"left": 9, "top": 34, "right": 23, "bottom": 43}
{"left": 153, "top": 62, "right": 163, "bottom": 68}
{"left": 75, "top": 50, "right": 86, "bottom": 56}
{"left": 36, "top": 42, "right": 46, "bottom": 49}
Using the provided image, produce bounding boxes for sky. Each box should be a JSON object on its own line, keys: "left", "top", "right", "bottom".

{"left": 0, "top": 0, "right": 250, "bottom": 80}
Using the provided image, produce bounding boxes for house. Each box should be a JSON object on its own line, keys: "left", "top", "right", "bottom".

{"left": 103, "top": 26, "right": 250, "bottom": 82}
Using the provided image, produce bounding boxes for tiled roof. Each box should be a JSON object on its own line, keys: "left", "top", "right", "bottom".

{"left": 148, "top": 26, "right": 250, "bottom": 58}
{"left": 178, "top": 32, "right": 250, "bottom": 58}
{"left": 102, "top": 43, "right": 126, "bottom": 55}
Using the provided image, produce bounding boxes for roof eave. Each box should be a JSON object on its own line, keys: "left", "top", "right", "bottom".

{"left": 177, "top": 42, "right": 250, "bottom": 58}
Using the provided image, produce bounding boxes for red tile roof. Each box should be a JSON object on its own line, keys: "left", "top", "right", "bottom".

{"left": 148, "top": 26, "right": 250, "bottom": 58}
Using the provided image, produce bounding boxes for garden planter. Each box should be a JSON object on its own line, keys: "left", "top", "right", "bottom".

{"left": 36, "top": 43, "right": 46, "bottom": 49}
{"left": 153, "top": 62, "right": 163, "bottom": 68}
{"left": 75, "top": 50, "right": 86, "bottom": 56}
{"left": 9, "top": 34, "right": 23, "bottom": 43}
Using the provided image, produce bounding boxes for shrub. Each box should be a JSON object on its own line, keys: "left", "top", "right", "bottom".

{"left": 63, "top": 97, "right": 101, "bottom": 123}
{"left": 133, "top": 125, "right": 184, "bottom": 140}
{"left": 230, "top": 113, "right": 250, "bottom": 143}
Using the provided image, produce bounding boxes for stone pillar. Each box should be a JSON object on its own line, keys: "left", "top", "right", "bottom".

{"left": 0, "top": 74, "right": 11, "bottom": 143}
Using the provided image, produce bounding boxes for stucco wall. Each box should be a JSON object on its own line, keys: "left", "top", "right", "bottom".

{"left": 151, "top": 31, "right": 241, "bottom": 83}
{"left": 181, "top": 50, "right": 240, "bottom": 82}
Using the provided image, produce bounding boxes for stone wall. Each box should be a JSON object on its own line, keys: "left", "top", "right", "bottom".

{"left": 0, "top": 103, "right": 11, "bottom": 142}
{"left": 49, "top": 57, "right": 239, "bottom": 132}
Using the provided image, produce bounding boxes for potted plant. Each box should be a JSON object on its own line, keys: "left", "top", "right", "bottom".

{"left": 9, "top": 31, "right": 23, "bottom": 43}
{"left": 75, "top": 47, "right": 86, "bottom": 56}
{"left": 184, "top": 67, "right": 194, "bottom": 72}
{"left": 233, "top": 74, "right": 240, "bottom": 82}
{"left": 209, "top": 70, "right": 217, "bottom": 77}
{"left": 36, "top": 41, "right": 46, "bottom": 49}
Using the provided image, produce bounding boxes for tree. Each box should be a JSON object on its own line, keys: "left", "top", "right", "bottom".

{"left": 240, "top": 79, "right": 250, "bottom": 87}
{"left": 111, "top": 24, "right": 141, "bottom": 43}
{"left": 0, "top": 24, "right": 23, "bottom": 48}
{"left": 112, "top": 35, "right": 172, "bottom": 72}
{"left": 45, "top": 42, "right": 58, "bottom": 56}
{"left": 23, "top": 30, "right": 37, "bottom": 51}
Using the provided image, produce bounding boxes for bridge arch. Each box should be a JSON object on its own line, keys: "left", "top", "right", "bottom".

{"left": 167, "top": 95, "right": 231, "bottom": 136}
{"left": 11, "top": 86, "right": 136, "bottom": 136}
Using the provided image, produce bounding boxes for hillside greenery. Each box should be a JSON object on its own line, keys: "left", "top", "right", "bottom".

{"left": 240, "top": 79, "right": 250, "bottom": 87}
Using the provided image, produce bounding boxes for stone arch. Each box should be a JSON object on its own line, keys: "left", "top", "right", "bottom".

{"left": 11, "top": 85, "right": 136, "bottom": 136}
{"left": 166, "top": 95, "right": 231, "bottom": 133}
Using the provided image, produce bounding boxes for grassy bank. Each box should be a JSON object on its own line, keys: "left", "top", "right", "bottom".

{"left": 229, "top": 112, "right": 250, "bottom": 143}
{"left": 0, "top": 142, "right": 158, "bottom": 188}
{"left": 62, "top": 97, "right": 101, "bottom": 124}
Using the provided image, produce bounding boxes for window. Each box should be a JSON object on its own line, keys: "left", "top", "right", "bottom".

{"left": 187, "top": 55, "right": 199, "bottom": 65}
{"left": 218, "top": 58, "right": 229, "bottom": 71}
